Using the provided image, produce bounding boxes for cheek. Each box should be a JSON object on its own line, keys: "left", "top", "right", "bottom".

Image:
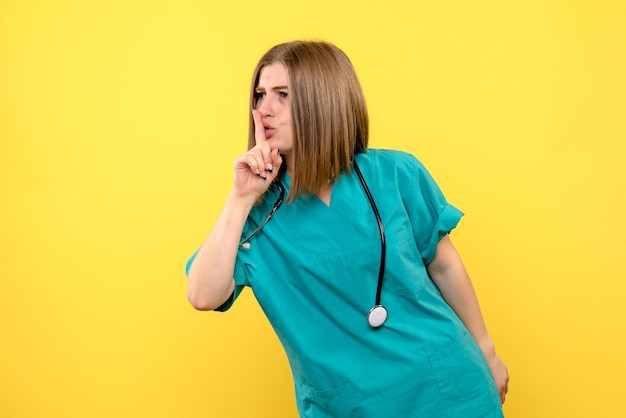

{"left": 281, "top": 114, "right": 292, "bottom": 131}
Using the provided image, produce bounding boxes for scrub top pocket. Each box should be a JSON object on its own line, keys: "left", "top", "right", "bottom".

{"left": 428, "top": 332, "right": 503, "bottom": 418}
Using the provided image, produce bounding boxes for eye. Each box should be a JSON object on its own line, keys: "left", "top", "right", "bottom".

{"left": 280, "top": 91, "right": 289, "bottom": 99}
{"left": 254, "top": 91, "right": 266, "bottom": 99}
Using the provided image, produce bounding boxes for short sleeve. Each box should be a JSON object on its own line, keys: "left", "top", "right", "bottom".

{"left": 183, "top": 186, "right": 281, "bottom": 312}
{"left": 404, "top": 156, "right": 464, "bottom": 265}
{"left": 184, "top": 247, "right": 250, "bottom": 312}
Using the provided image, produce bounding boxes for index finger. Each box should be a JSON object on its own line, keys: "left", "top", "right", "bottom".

{"left": 251, "top": 109, "right": 267, "bottom": 146}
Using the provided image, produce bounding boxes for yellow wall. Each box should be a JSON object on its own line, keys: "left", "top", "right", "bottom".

{"left": 1, "top": 1, "right": 624, "bottom": 417}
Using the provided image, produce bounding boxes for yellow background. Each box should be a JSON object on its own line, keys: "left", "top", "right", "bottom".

{"left": 1, "top": 0, "right": 625, "bottom": 417}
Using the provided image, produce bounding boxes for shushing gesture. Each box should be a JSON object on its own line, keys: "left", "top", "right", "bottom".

{"left": 233, "top": 109, "right": 282, "bottom": 202}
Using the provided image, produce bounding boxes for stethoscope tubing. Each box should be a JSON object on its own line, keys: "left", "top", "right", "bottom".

{"left": 239, "top": 180, "right": 285, "bottom": 249}
{"left": 352, "top": 159, "right": 386, "bottom": 308}
{"left": 239, "top": 158, "right": 388, "bottom": 327}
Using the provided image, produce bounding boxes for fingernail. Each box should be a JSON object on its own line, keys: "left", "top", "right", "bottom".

{"left": 256, "top": 169, "right": 260, "bottom": 175}
{"left": 266, "top": 163, "right": 273, "bottom": 172}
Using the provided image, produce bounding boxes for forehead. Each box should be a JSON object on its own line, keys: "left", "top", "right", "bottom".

{"left": 257, "top": 62, "right": 288, "bottom": 88}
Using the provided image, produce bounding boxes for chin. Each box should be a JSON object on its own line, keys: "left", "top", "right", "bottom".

{"left": 268, "top": 139, "right": 292, "bottom": 153}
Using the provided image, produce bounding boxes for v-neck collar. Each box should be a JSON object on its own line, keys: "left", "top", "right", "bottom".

{"left": 282, "top": 172, "right": 345, "bottom": 208}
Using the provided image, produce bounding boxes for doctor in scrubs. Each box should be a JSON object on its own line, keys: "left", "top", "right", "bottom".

{"left": 186, "top": 40, "right": 509, "bottom": 417}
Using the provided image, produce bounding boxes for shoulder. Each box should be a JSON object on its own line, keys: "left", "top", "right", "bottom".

{"left": 356, "top": 148, "right": 427, "bottom": 178}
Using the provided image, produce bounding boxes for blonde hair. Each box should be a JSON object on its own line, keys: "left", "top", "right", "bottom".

{"left": 248, "top": 40, "right": 369, "bottom": 202}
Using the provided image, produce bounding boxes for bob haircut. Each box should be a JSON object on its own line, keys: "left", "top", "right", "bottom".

{"left": 248, "top": 40, "right": 369, "bottom": 202}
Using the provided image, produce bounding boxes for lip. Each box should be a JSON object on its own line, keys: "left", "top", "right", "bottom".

{"left": 263, "top": 123, "right": 276, "bottom": 138}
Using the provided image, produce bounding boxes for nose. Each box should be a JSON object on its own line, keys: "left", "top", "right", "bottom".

{"left": 257, "top": 96, "right": 274, "bottom": 117}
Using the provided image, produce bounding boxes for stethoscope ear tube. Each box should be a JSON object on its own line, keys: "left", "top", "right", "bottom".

{"left": 239, "top": 181, "right": 285, "bottom": 248}
{"left": 353, "top": 159, "right": 387, "bottom": 328}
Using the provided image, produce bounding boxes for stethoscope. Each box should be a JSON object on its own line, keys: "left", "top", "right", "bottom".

{"left": 239, "top": 159, "right": 388, "bottom": 328}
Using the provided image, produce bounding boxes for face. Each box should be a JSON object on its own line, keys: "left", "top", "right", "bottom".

{"left": 255, "top": 62, "right": 293, "bottom": 154}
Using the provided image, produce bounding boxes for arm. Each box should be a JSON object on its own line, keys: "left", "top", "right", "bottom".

{"left": 186, "top": 191, "right": 256, "bottom": 310}
{"left": 426, "top": 235, "right": 509, "bottom": 403}
{"left": 187, "top": 110, "right": 282, "bottom": 311}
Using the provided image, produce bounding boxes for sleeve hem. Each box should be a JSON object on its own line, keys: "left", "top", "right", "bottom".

{"left": 214, "top": 257, "right": 249, "bottom": 312}
{"left": 423, "top": 204, "right": 464, "bottom": 265}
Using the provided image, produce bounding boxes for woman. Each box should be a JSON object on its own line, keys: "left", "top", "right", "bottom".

{"left": 186, "top": 40, "right": 509, "bottom": 417}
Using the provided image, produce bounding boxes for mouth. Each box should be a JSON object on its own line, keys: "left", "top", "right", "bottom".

{"left": 263, "top": 123, "right": 276, "bottom": 138}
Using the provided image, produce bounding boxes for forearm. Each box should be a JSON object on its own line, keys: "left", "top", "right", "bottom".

{"left": 427, "top": 236, "right": 510, "bottom": 402}
{"left": 427, "top": 236, "right": 495, "bottom": 354}
{"left": 187, "top": 191, "right": 255, "bottom": 310}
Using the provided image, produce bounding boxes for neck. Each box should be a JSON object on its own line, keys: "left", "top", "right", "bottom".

{"left": 284, "top": 154, "right": 294, "bottom": 176}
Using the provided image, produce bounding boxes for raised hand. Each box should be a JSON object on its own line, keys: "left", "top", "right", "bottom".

{"left": 232, "top": 109, "right": 282, "bottom": 202}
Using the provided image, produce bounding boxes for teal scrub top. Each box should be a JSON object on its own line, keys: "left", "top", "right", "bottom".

{"left": 187, "top": 149, "right": 503, "bottom": 417}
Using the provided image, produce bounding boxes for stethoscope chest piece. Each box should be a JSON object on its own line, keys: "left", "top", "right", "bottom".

{"left": 367, "top": 305, "right": 388, "bottom": 328}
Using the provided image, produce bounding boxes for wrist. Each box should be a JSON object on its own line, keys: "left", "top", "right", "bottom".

{"left": 476, "top": 337, "right": 496, "bottom": 358}
{"left": 227, "top": 189, "right": 258, "bottom": 208}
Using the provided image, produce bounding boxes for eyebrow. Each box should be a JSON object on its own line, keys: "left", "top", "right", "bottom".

{"left": 255, "top": 85, "right": 289, "bottom": 92}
